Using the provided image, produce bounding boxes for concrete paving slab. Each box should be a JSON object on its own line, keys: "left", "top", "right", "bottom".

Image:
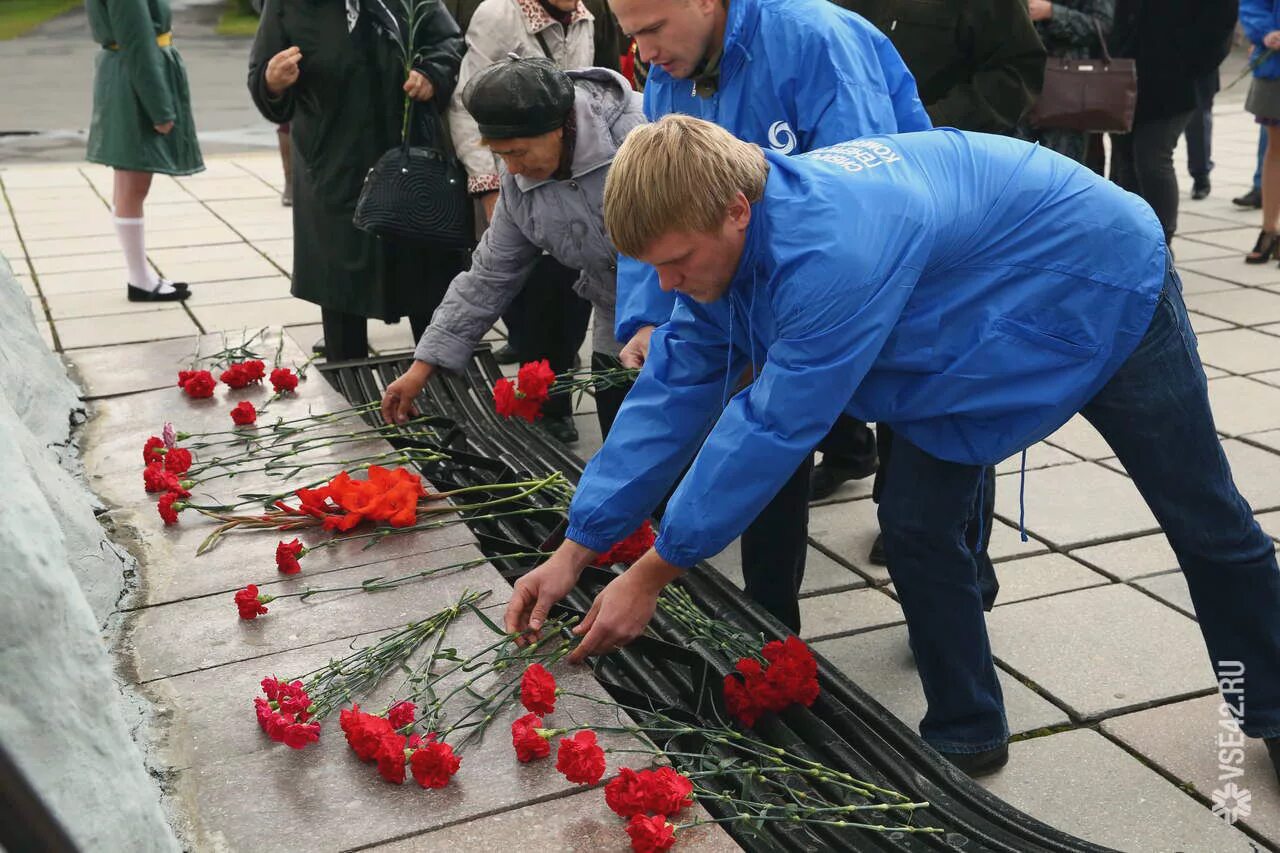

{"left": 31, "top": 249, "right": 126, "bottom": 276}
{"left": 1171, "top": 237, "right": 1238, "bottom": 262}
{"left": 1187, "top": 311, "right": 1236, "bottom": 334}
{"left": 44, "top": 290, "right": 180, "bottom": 320}
{"left": 56, "top": 306, "right": 199, "bottom": 349}
{"left": 1208, "top": 376, "right": 1280, "bottom": 436}
{"left": 704, "top": 539, "right": 867, "bottom": 598}
{"left": 32, "top": 267, "right": 130, "bottom": 295}
{"left": 1043, "top": 415, "right": 1114, "bottom": 460}
{"left": 995, "top": 462, "right": 1157, "bottom": 548}
{"left": 1175, "top": 269, "right": 1248, "bottom": 295}
{"left": 1069, "top": 533, "right": 1180, "bottom": 580}
{"left": 1182, "top": 226, "right": 1269, "bottom": 253}
{"left": 183, "top": 276, "right": 294, "bottom": 307}
{"left": 1101, "top": 695, "right": 1280, "bottom": 851}
{"left": 813, "top": 624, "right": 1070, "bottom": 738}
{"left": 798, "top": 587, "right": 905, "bottom": 640}
{"left": 987, "top": 585, "right": 1215, "bottom": 720}
{"left": 158, "top": 253, "right": 283, "bottom": 284}
{"left": 195, "top": 297, "right": 321, "bottom": 331}
{"left": 1186, "top": 287, "right": 1280, "bottom": 327}
{"left": 981, "top": 552, "right": 1112, "bottom": 605}
{"left": 994, "top": 441, "right": 1081, "bottom": 476}
{"left": 1096, "top": 437, "right": 1280, "bottom": 514}
{"left": 1133, "top": 571, "right": 1196, "bottom": 619}
{"left": 129, "top": 545, "right": 504, "bottom": 681}
{"left": 367, "top": 789, "right": 741, "bottom": 853}
{"left": 1196, "top": 328, "right": 1280, "bottom": 373}
{"left": 1183, "top": 256, "right": 1280, "bottom": 288}
{"left": 979, "top": 729, "right": 1257, "bottom": 852}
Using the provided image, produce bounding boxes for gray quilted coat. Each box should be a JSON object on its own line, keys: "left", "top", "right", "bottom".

{"left": 414, "top": 68, "right": 644, "bottom": 369}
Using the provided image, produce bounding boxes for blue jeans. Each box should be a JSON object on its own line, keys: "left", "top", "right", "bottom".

{"left": 878, "top": 270, "right": 1280, "bottom": 753}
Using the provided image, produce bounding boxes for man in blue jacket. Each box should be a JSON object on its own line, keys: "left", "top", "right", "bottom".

{"left": 506, "top": 116, "right": 1280, "bottom": 777}
{"left": 607, "top": 0, "right": 932, "bottom": 633}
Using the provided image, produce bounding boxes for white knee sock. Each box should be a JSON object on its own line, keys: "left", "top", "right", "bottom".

{"left": 113, "top": 215, "right": 172, "bottom": 293}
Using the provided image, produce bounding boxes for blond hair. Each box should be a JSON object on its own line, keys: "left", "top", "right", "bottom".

{"left": 604, "top": 114, "right": 768, "bottom": 258}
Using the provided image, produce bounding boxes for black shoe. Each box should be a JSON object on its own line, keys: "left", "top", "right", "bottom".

{"left": 1233, "top": 187, "right": 1263, "bottom": 209}
{"left": 1266, "top": 737, "right": 1280, "bottom": 786}
{"left": 494, "top": 343, "right": 520, "bottom": 365}
{"left": 868, "top": 533, "right": 887, "bottom": 567}
{"left": 542, "top": 415, "right": 579, "bottom": 444}
{"left": 1191, "top": 177, "right": 1211, "bottom": 201}
{"left": 127, "top": 283, "right": 189, "bottom": 302}
{"left": 1247, "top": 230, "right": 1280, "bottom": 265}
{"left": 312, "top": 337, "right": 326, "bottom": 356}
{"left": 938, "top": 743, "right": 1009, "bottom": 777}
{"left": 809, "top": 458, "right": 878, "bottom": 501}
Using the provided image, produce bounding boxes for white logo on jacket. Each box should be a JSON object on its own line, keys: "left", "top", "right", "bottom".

{"left": 767, "top": 120, "right": 797, "bottom": 154}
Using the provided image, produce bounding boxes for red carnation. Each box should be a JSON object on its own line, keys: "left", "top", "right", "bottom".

{"left": 387, "top": 701, "right": 416, "bottom": 730}
{"left": 605, "top": 767, "right": 648, "bottom": 818}
{"left": 234, "top": 584, "right": 273, "bottom": 619}
{"left": 762, "top": 636, "right": 820, "bottom": 708}
{"left": 626, "top": 815, "right": 677, "bottom": 853}
{"left": 275, "top": 680, "right": 311, "bottom": 717}
{"left": 143, "top": 436, "right": 166, "bottom": 466}
{"left": 375, "top": 732, "right": 409, "bottom": 784}
{"left": 275, "top": 539, "right": 305, "bottom": 574}
{"left": 341, "top": 705, "right": 395, "bottom": 762}
{"left": 182, "top": 370, "right": 216, "bottom": 399}
{"left": 520, "top": 663, "right": 558, "bottom": 715}
{"left": 281, "top": 719, "right": 321, "bottom": 749}
{"left": 410, "top": 740, "right": 461, "bottom": 789}
{"left": 642, "top": 767, "right": 694, "bottom": 816}
{"left": 143, "top": 463, "right": 180, "bottom": 494}
{"left": 220, "top": 363, "right": 251, "bottom": 389}
{"left": 593, "top": 521, "right": 656, "bottom": 567}
{"left": 511, "top": 713, "right": 552, "bottom": 763}
{"left": 556, "top": 730, "right": 606, "bottom": 785}
{"left": 254, "top": 697, "right": 274, "bottom": 732}
{"left": 270, "top": 367, "right": 299, "bottom": 394}
{"left": 230, "top": 401, "right": 257, "bottom": 426}
{"left": 157, "top": 491, "right": 185, "bottom": 525}
{"left": 493, "top": 377, "right": 518, "bottom": 418}
{"left": 177, "top": 370, "right": 196, "bottom": 389}
{"left": 164, "top": 447, "right": 193, "bottom": 475}
{"left": 516, "top": 359, "right": 556, "bottom": 402}
{"left": 241, "top": 360, "right": 266, "bottom": 382}
{"left": 260, "top": 676, "right": 284, "bottom": 701}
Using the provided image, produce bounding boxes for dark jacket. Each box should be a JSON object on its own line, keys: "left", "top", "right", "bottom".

{"left": 1035, "top": 0, "right": 1114, "bottom": 61}
{"left": 248, "top": 0, "right": 466, "bottom": 321}
{"left": 1108, "top": 0, "right": 1237, "bottom": 121}
{"left": 835, "top": 0, "right": 1045, "bottom": 133}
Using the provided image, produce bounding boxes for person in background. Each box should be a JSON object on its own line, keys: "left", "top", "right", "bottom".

{"left": 248, "top": 0, "right": 465, "bottom": 362}
{"left": 1022, "top": 0, "right": 1113, "bottom": 163}
{"left": 382, "top": 59, "right": 642, "bottom": 437}
{"left": 1241, "top": 0, "right": 1280, "bottom": 263}
{"left": 833, "top": 0, "right": 1043, "bottom": 596}
{"left": 86, "top": 0, "right": 203, "bottom": 303}
{"left": 447, "top": 0, "right": 608, "bottom": 444}
{"left": 1234, "top": 128, "right": 1267, "bottom": 209}
{"left": 1106, "top": 0, "right": 1237, "bottom": 245}
{"left": 606, "top": 0, "right": 930, "bottom": 632}
{"left": 1184, "top": 65, "right": 1221, "bottom": 200}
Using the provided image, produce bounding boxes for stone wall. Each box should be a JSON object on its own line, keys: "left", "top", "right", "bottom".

{"left": 0, "top": 257, "right": 178, "bottom": 852}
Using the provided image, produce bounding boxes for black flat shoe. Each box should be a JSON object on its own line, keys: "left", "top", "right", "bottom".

{"left": 938, "top": 743, "right": 1009, "bottom": 777}
{"left": 494, "top": 343, "right": 520, "bottom": 365}
{"left": 127, "top": 283, "right": 189, "bottom": 302}
{"left": 542, "top": 415, "right": 579, "bottom": 444}
{"left": 809, "top": 458, "right": 878, "bottom": 501}
{"left": 868, "top": 532, "right": 887, "bottom": 567}
{"left": 1233, "top": 188, "right": 1263, "bottom": 209}
{"left": 1191, "top": 178, "right": 1210, "bottom": 200}
{"left": 1246, "top": 230, "right": 1280, "bottom": 264}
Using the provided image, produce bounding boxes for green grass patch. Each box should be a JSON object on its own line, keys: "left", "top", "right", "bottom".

{"left": 0, "top": 0, "right": 83, "bottom": 41}
{"left": 216, "top": 0, "right": 259, "bottom": 37}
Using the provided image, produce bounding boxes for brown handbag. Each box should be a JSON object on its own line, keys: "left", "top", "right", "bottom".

{"left": 1029, "top": 18, "right": 1137, "bottom": 134}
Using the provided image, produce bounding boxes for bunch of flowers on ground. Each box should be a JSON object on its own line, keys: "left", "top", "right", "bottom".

{"left": 493, "top": 359, "right": 638, "bottom": 423}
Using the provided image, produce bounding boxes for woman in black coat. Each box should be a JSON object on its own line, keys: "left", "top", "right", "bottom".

{"left": 1106, "top": 0, "right": 1237, "bottom": 244}
{"left": 249, "top": 0, "right": 465, "bottom": 360}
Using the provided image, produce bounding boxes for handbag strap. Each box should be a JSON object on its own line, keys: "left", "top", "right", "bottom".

{"left": 1093, "top": 17, "right": 1115, "bottom": 65}
{"left": 534, "top": 28, "right": 554, "bottom": 60}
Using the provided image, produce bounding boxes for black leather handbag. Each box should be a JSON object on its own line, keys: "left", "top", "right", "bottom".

{"left": 353, "top": 99, "right": 473, "bottom": 248}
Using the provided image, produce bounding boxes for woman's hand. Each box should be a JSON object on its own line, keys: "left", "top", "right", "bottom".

{"left": 1028, "top": 0, "right": 1052, "bottom": 22}
{"left": 1265, "top": 30, "right": 1280, "bottom": 51}
{"left": 153, "top": 121, "right": 174, "bottom": 135}
{"left": 265, "top": 46, "right": 303, "bottom": 96}
{"left": 505, "top": 542, "right": 596, "bottom": 643}
{"left": 619, "top": 325, "right": 656, "bottom": 369}
{"left": 380, "top": 360, "right": 435, "bottom": 425}
{"left": 404, "top": 69, "right": 436, "bottom": 102}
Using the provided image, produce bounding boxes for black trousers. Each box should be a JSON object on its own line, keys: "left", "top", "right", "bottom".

{"left": 321, "top": 309, "right": 430, "bottom": 362}
{"left": 816, "top": 413, "right": 879, "bottom": 471}
{"left": 873, "top": 423, "right": 1001, "bottom": 610}
{"left": 509, "top": 255, "right": 592, "bottom": 420}
{"left": 591, "top": 351, "right": 631, "bottom": 438}
{"left": 1110, "top": 109, "right": 1197, "bottom": 244}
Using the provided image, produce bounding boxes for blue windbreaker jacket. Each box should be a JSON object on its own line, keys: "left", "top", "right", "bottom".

{"left": 569, "top": 130, "right": 1168, "bottom": 568}
{"left": 1240, "top": 0, "right": 1280, "bottom": 80}
{"left": 613, "top": 0, "right": 931, "bottom": 342}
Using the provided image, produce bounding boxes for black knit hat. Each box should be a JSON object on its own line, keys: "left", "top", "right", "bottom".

{"left": 462, "top": 54, "right": 575, "bottom": 139}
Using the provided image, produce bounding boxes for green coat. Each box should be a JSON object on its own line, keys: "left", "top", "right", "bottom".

{"left": 834, "top": 0, "right": 1045, "bottom": 134}
{"left": 248, "top": 0, "right": 466, "bottom": 322}
{"left": 85, "top": 0, "right": 203, "bottom": 175}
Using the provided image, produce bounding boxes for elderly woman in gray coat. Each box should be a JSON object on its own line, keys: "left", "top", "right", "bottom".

{"left": 381, "top": 57, "right": 644, "bottom": 436}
